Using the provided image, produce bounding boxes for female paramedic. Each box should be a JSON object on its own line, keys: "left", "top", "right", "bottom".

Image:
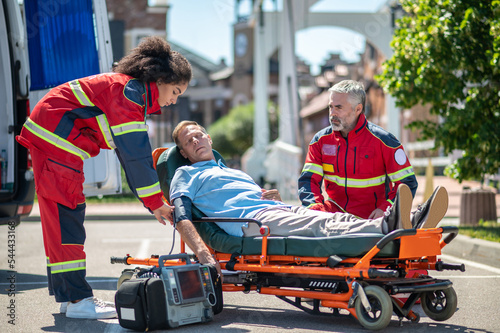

{"left": 16, "top": 36, "right": 192, "bottom": 319}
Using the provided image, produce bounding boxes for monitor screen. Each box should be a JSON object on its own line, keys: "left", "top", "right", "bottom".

{"left": 177, "top": 268, "right": 205, "bottom": 302}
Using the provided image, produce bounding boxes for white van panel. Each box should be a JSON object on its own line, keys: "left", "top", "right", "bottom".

{"left": 83, "top": 150, "right": 122, "bottom": 197}
{"left": 0, "top": 0, "right": 14, "bottom": 189}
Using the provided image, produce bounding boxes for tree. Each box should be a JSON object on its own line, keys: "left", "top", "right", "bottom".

{"left": 208, "top": 102, "right": 279, "bottom": 160}
{"left": 377, "top": 0, "right": 500, "bottom": 183}
{"left": 208, "top": 103, "right": 254, "bottom": 158}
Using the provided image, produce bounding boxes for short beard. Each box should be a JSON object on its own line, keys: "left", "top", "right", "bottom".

{"left": 329, "top": 117, "right": 343, "bottom": 131}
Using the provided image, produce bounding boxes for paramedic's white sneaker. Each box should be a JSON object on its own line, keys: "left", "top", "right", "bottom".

{"left": 66, "top": 297, "right": 117, "bottom": 319}
{"left": 60, "top": 299, "right": 114, "bottom": 314}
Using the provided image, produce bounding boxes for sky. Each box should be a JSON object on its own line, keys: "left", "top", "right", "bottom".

{"left": 163, "top": 0, "right": 388, "bottom": 75}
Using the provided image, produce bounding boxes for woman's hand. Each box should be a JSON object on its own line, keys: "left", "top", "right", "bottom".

{"left": 153, "top": 204, "right": 174, "bottom": 225}
{"left": 261, "top": 189, "right": 282, "bottom": 202}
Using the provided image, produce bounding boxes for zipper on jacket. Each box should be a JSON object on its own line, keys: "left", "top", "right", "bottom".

{"left": 373, "top": 192, "right": 378, "bottom": 211}
{"left": 336, "top": 144, "right": 340, "bottom": 173}
{"left": 353, "top": 146, "right": 357, "bottom": 175}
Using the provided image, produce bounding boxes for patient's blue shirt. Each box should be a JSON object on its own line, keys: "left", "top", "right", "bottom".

{"left": 169, "top": 159, "right": 287, "bottom": 236}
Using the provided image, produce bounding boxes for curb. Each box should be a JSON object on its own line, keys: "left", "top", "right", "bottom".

{"left": 441, "top": 234, "right": 500, "bottom": 269}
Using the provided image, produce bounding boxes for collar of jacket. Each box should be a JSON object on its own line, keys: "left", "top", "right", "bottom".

{"left": 352, "top": 113, "right": 368, "bottom": 136}
{"left": 332, "top": 113, "right": 368, "bottom": 140}
{"left": 144, "top": 81, "right": 161, "bottom": 115}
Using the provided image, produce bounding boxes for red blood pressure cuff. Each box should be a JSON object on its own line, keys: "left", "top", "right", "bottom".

{"left": 173, "top": 196, "right": 193, "bottom": 224}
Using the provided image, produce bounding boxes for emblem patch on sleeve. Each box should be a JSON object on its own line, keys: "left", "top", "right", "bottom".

{"left": 394, "top": 148, "right": 407, "bottom": 166}
{"left": 322, "top": 144, "right": 337, "bottom": 156}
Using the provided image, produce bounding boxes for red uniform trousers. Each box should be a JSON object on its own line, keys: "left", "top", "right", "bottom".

{"left": 29, "top": 143, "right": 93, "bottom": 302}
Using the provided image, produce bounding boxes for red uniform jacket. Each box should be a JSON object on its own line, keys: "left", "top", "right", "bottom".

{"left": 18, "top": 73, "right": 165, "bottom": 211}
{"left": 298, "top": 114, "right": 418, "bottom": 219}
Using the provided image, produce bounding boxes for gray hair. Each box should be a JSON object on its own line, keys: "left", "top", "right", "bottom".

{"left": 328, "top": 80, "right": 366, "bottom": 113}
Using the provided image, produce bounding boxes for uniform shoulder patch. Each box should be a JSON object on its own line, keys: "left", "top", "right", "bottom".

{"left": 366, "top": 122, "right": 401, "bottom": 148}
{"left": 310, "top": 126, "right": 333, "bottom": 144}
{"left": 394, "top": 148, "right": 408, "bottom": 165}
{"left": 123, "top": 79, "right": 145, "bottom": 107}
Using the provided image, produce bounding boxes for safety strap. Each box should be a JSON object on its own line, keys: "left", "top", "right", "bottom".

{"left": 225, "top": 252, "right": 241, "bottom": 271}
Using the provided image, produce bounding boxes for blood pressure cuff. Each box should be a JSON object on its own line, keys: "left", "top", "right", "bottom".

{"left": 173, "top": 196, "right": 193, "bottom": 224}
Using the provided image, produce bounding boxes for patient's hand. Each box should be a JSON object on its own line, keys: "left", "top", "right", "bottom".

{"left": 153, "top": 204, "right": 174, "bottom": 225}
{"left": 261, "top": 189, "right": 282, "bottom": 202}
{"left": 369, "top": 208, "right": 385, "bottom": 219}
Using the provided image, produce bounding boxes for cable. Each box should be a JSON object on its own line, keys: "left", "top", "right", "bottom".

{"left": 168, "top": 224, "right": 176, "bottom": 255}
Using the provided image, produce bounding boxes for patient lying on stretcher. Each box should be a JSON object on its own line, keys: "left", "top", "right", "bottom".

{"left": 167, "top": 121, "right": 448, "bottom": 266}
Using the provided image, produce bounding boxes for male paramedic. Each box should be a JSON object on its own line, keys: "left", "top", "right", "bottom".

{"left": 167, "top": 121, "right": 448, "bottom": 267}
{"left": 16, "top": 37, "right": 191, "bottom": 319}
{"left": 298, "top": 80, "right": 419, "bottom": 220}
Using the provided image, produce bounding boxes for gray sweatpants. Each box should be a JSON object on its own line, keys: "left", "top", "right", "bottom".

{"left": 242, "top": 205, "right": 385, "bottom": 237}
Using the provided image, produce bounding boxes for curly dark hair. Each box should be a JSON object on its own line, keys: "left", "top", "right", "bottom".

{"left": 113, "top": 36, "right": 192, "bottom": 84}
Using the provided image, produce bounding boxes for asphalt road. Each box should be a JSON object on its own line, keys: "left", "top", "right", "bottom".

{"left": 1, "top": 219, "right": 500, "bottom": 333}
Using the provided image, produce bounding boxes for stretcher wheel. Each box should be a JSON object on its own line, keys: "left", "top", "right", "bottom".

{"left": 117, "top": 270, "right": 134, "bottom": 289}
{"left": 421, "top": 287, "right": 457, "bottom": 321}
{"left": 355, "top": 285, "right": 393, "bottom": 331}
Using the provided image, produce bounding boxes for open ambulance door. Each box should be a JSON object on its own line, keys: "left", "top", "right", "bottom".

{"left": 25, "top": 0, "right": 122, "bottom": 197}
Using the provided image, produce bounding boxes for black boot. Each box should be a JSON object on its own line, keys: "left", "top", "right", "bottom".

{"left": 411, "top": 186, "right": 448, "bottom": 229}
{"left": 384, "top": 184, "right": 412, "bottom": 233}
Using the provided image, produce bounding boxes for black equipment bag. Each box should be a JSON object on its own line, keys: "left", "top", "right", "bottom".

{"left": 115, "top": 277, "right": 168, "bottom": 331}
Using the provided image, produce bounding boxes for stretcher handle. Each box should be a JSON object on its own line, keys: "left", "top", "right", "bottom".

{"left": 110, "top": 255, "right": 131, "bottom": 265}
{"left": 441, "top": 226, "right": 459, "bottom": 244}
{"left": 435, "top": 261, "right": 466, "bottom": 272}
{"left": 376, "top": 226, "right": 459, "bottom": 250}
{"left": 158, "top": 254, "right": 192, "bottom": 267}
{"left": 193, "top": 217, "right": 262, "bottom": 227}
{"left": 376, "top": 229, "right": 417, "bottom": 249}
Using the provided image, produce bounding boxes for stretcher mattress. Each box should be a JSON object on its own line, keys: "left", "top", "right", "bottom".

{"left": 194, "top": 220, "right": 399, "bottom": 258}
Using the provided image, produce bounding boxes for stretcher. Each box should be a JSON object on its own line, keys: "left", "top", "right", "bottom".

{"left": 110, "top": 147, "right": 466, "bottom": 331}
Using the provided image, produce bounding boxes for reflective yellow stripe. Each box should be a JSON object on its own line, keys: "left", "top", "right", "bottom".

{"left": 69, "top": 80, "right": 94, "bottom": 107}
{"left": 96, "top": 114, "right": 116, "bottom": 149}
{"left": 111, "top": 122, "right": 148, "bottom": 136}
{"left": 388, "top": 166, "right": 415, "bottom": 182}
{"left": 48, "top": 259, "right": 86, "bottom": 274}
{"left": 69, "top": 80, "right": 116, "bottom": 149}
{"left": 23, "top": 119, "right": 91, "bottom": 160}
{"left": 324, "top": 173, "right": 387, "bottom": 188}
{"left": 302, "top": 163, "right": 323, "bottom": 176}
{"left": 136, "top": 182, "right": 161, "bottom": 198}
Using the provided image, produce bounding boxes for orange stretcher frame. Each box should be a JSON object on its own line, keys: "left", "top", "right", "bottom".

{"left": 110, "top": 148, "right": 466, "bottom": 331}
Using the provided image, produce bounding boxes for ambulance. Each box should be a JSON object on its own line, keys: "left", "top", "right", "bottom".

{"left": 0, "top": 0, "right": 121, "bottom": 226}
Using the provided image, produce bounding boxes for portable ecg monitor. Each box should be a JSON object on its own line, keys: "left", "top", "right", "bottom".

{"left": 177, "top": 269, "right": 205, "bottom": 301}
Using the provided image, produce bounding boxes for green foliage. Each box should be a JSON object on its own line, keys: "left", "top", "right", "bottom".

{"left": 208, "top": 103, "right": 254, "bottom": 158}
{"left": 459, "top": 219, "right": 500, "bottom": 243}
{"left": 377, "top": 0, "right": 500, "bottom": 182}
{"left": 208, "top": 102, "right": 279, "bottom": 159}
